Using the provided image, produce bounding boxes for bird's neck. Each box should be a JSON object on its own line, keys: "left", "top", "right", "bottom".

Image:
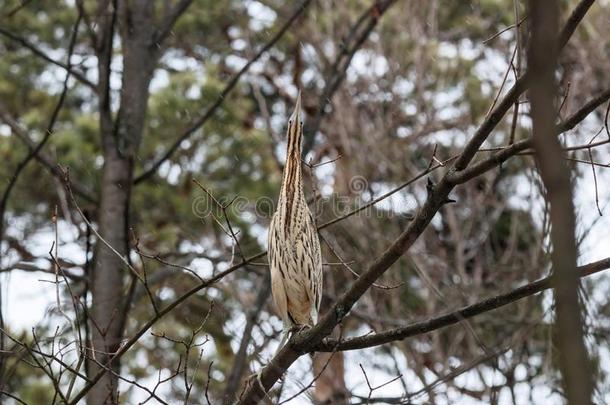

{"left": 278, "top": 126, "right": 306, "bottom": 236}
{"left": 280, "top": 127, "right": 304, "bottom": 201}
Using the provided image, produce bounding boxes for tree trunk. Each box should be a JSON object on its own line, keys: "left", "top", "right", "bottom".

{"left": 528, "top": 1, "right": 593, "bottom": 403}
{"left": 88, "top": 147, "right": 132, "bottom": 404}
{"left": 312, "top": 349, "right": 349, "bottom": 404}
{"left": 87, "top": 2, "right": 158, "bottom": 403}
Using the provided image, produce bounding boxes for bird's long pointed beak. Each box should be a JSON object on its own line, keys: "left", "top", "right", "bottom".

{"left": 290, "top": 91, "right": 302, "bottom": 123}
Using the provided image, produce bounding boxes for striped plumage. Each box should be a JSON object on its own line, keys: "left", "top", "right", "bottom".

{"left": 268, "top": 92, "right": 322, "bottom": 334}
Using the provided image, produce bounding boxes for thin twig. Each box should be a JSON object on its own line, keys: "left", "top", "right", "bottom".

{"left": 485, "top": 44, "right": 518, "bottom": 119}
{"left": 482, "top": 15, "right": 528, "bottom": 44}
{"left": 587, "top": 147, "right": 603, "bottom": 216}
{"left": 358, "top": 363, "right": 402, "bottom": 404}
{"left": 205, "top": 361, "right": 214, "bottom": 405}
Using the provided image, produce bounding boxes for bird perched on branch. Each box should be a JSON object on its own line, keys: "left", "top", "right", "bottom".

{"left": 268, "top": 91, "right": 323, "bottom": 349}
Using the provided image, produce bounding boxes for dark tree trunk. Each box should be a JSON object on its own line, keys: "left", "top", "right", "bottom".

{"left": 312, "top": 349, "right": 349, "bottom": 405}
{"left": 87, "top": 1, "right": 158, "bottom": 403}
{"left": 528, "top": 1, "right": 593, "bottom": 403}
{"left": 88, "top": 147, "right": 132, "bottom": 405}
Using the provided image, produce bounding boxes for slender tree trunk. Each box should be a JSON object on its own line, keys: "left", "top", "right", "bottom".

{"left": 528, "top": 1, "right": 593, "bottom": 403}
{"left": 87, "top": 2, "right": 158, "bottom": 403}
{"left": 88, "top": 145, "right": 132, "bottom": 404}
{"left": 312, "top": 348, "right": 349, "bottom": 404}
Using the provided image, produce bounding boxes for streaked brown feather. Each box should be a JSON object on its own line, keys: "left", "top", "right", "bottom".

{"left": 268, "top": 92, "right": 323, "bottom": 328}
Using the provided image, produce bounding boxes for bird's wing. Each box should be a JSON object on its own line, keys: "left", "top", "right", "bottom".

{"left": 271, "top": 265, "right": 290, "bottom": 329}
{"left": 296, "top": 213, "right": 323, "bottom": 324}
{"left": 268, "top": 215, "right": 290, "bottom": 330}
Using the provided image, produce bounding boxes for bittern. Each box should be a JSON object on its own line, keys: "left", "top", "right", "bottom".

{"left": 268, "top": 91, "right": 323, "bottom": 349}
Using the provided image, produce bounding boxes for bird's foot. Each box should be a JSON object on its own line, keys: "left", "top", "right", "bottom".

{"left": 248, "top": 366, "right": 265, "bottom": 392}
{"left": 289, "top": 323, "right": 311, "bottom": 334}
{"left": 246, "top": 370, "right": 273, "bottom": 401}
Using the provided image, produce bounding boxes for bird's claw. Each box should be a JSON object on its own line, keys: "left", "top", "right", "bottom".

{"left": 246, "top": 370, "right": 271, "bottom": 401}
{"left": 289, "top": 324, "right": 311, "bottom": 334}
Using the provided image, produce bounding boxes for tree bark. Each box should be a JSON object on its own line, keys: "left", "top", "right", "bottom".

{"left": 528, "top": 1, "right": 593, "bottom": 403}
{"left": 312, "top": 349, "right": 349, "bottom": 404}
{"left": 87, "top": 1, "right": 158, "bottom": 403}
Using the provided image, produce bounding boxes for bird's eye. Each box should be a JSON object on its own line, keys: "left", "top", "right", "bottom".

{"left": 289, "top": 119, "right": 293, "bottom": 124}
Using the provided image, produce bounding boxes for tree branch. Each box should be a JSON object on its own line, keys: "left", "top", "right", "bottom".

{"left": 448, "top": 87, "right": 610, "bottom": 184}
{"left": 155, "top": 0, "right": 194, "bottom": 44}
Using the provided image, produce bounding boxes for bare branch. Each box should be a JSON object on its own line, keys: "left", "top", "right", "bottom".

{"left": 483, "top": 15, "right": 528, "bottom": 44}
{"left": 358, "top": 363, "right": 402, "bottom": 404}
